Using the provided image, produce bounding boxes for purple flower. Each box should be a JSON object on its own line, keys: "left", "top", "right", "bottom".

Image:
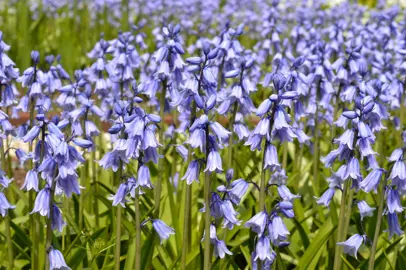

{"left": 228, "top": 179, "right": 249, "bottom": 204}
{"left": 112, "top": 182, "right": 129, "bottom": 207}
{"left": 386, "top": 213, "right": 403, "bottom": 239}
{"left": 357, "top": 200, "right": 375, "bottom": 220}
{"left": 182, "top": 160, "right": 201, "bottom": 184}
{"left": 269, "top": 215, "right": 290, "bottom": 246}
{"left": 204, "top": 150, "right": 223, "bottom": 172}
{"left": 264, "top": 144, "right": 280, "bottom": 170}
{"left": 49, "top": 248, "right": 70, "bottom": 270}
{"left": 52, "top": 204, "right": 66, "bottom": 232}
{"left": 315, "top": 188, "right": 335, "bottom": 207}
{"left": 57, "top": 175, "right": 81, "bottom": 197}
{"left": 0, "top": 170, "right": 12, "bottom": 188}
{"left": 213, "top": 239, "right": 232, "bottom": 258}
{"left": 138, "top": 165, "right": 154, "bottom": 189}
{"left": 32, "top": 188, "right": 50, "bottom": 216}
{"left": 386, "top": 189, "right": 403, "bottom": 214}
{"left": 221, "top": 200, "right": 241, "bottom": 229}
{"left": 21, "top": 169, "right": 39, "bottom": 192}
{"left": 22, "top": 125, "right": 41, "bottom": 142}
{"left": 278, "top": 185, "right": 301, "bottom": 201}
{"left": 254, "top": 236, "right": 273, "bottom": 261}
{"left": 0, "top": 191, "right": 15, "bottom": 217}
{"left": 245, "top": 211, "right": 268, "bottom": 236}
{"left": 152, "top": 219, "right": 175, "bottom": 243}
{"left": 359, "top": 168, "right": 384, "bottom": 193}
{"left": 337, "top": 234, "right": 364, "bottom": 259}
{"left": 15, "top": 148, "right": 33, "bottom": 166}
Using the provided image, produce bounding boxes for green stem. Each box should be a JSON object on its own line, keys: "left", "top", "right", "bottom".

{"left": 0, "top": 139, "right": 13, "bottom": 269}
{"left": 28, "top": 96, "right": 39, "bottom": 270}
{"left": 134, "top": 188, "right": 141, "bottom": 270}
{"left": 333, "top": 180, "right": 350, "bottom": 270}
{"left": 342, "top": 186, "right": 354, "bottom": 244}
{"left": 92, "top": 150, "right": 99, "bottom": 227}
{"left": 227, "top": 103, "right": 238, "bottom": 170}
{"left": 45, "top": 168, "right": 58, "bottom": 270}
{"left": 115, "top": 163, "right": 123, "bottom": 270}
{"left": 154, "top": 79, "right": 167, "bottom": 218}
{"left": 369, "top": 172, "right": 388, "bottom": 270}
{"left": 259, "top": 105, "right": 276, "bottom": 211}
{"left": 204, "top": 125, "right": 212, "bottom": 270}
{"left": 134, "top": 158, "right": 142, "bottom": 270}
{"left": 4, "top": 215, "right": 13, "bottom": 269}
{"left": 181, "top": 103, "right": 196, "bottom": 270}
{"left": 79, "top": 109, "right": 90, "bottom": 231}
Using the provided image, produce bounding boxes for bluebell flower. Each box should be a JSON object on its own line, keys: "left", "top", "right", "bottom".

{"left": 32, "top": 188, "right": 50, "bottom": 216}
{"left": 57, "top": 175, "right": 81, "bottom": 197}
{"left": 245, "top": 211, "right": 268, "bottom": 236}
{"left": 15, "top": 148, "right": 33, "bottom": 166}
{"left": 360, "top": 168, "right": 384, "bottom": 193}
{"left": 255, "top": 236, "right": 273, "bottom": 261}
{"left": 152, "top": 219, "right": 175, "bottom": 243}
{"left": 182, "top": 160, "right": 201, "bottom": 184}
{"left": 0, "top": 191, "right": 15, "bottom": 217}
{"left": 228, "top": 178, "right": 249, "bottom": 204}
{"left": 112, "top": 182, "right": 129, "bottom": 207}
{"left": 252, "top": 250, "right": 276, "bottom": 270}
{"left": 0, "top": 170, "right": 12, "bottom": 188}
{"left": 21, "top": 169, "right": 39, "bottom": 192}
{"left": 176, "top": 145, "right": 188, "bottom": 161}
{"left": 386, "top": 189, "right": 403, "bottom": 214}
{"left": 357, "top": 200, "right": 375, "bottom": 220}
{"left": 269, "top": 215, "right": 290, "bottom": 246}
{"left": 213, "top": 238, "right": 233, "bottom": 258}
{"left": 277, "top": 185, "right": 300, "bottom": 201}
{"left": 221, "top": 200, "right": 241, "bottom": 229}
{"left": 138, "top": 165, "right": 154, "bottom": 189}
{"left": 22, "top": 125, "right": 41, "bottom": 143}
{"left": 337, "top": 234, "right": 365, "bottom": 259}
{"left": 204, "top": 150, "right": 223, "bottom": 172}
{"left": 386, "top": 213, "right": 403, "bottom": 238}
{"left": 52, "top": 204, "right": 66, "bottom": 232}
{"left": 264, "top": 144, "right": 280, "bottom": 170}
{"left": 315, "top": 188, "right": 335, "bottom": 207}
{"left": 49, "top": 248, "right": 70, "bottom": 270}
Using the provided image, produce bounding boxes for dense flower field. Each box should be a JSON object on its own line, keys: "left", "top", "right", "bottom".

{"left": 0, "top": 0, "right": 406, "bottom": 269}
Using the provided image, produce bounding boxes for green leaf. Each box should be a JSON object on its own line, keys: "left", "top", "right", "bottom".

{"left": 298, "top": 219, "right": 336, "bottom": 270}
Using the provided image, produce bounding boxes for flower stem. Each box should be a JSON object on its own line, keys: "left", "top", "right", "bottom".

{"left": 333, "top": 180, "right": 350, "bottom": 270}
{"left": 259, "top": 104, "right": 276, "bottom": 211}
{"left": 369, "top": 172, "right": 388, "bottom": 270}
{"left": 92, "top": 149, "right": 99, "bottom": 227}
{"left": 181, "top": 103, "right": 196, "bottom": 270}
{"left": 45, "top": 167, "right": 58, "bottom": 270}
{"left": 0, "top": 139, "right": 13, "bottom": 270}
{"left": 79, "top": 109, "right": 89, "bottom": 230}
{"left": 114, "top": 163, "right": 123, "bottom": 270}
{"left": 227, "top": 103, "right": 238, "bottom": 170}
{"left": 28, "top": 96, "right": 39, "bottom": 270}
{"left": 134, "top": 189, "right": 141, "bottom": 270}
{"left": 154, "top": 79, "right": 167, "bottom": 218}
{"left": 203, "top": 124, "right": 212, "bottom": 270}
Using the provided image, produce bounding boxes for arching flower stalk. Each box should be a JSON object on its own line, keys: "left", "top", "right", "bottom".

{"left": 23, "top": 108, "right": 92, "bottom": 270}
{"left": 16, "top": 50, "right": 48, "bottom": 270}
{"left": 0, "top": 30, "right": 19, "bottom": 269}
{"left": 245, "top": 72, "right": 305, "bottom": 266}
{"left": 152, "top": 23, "right": 185, "bottom": 218}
